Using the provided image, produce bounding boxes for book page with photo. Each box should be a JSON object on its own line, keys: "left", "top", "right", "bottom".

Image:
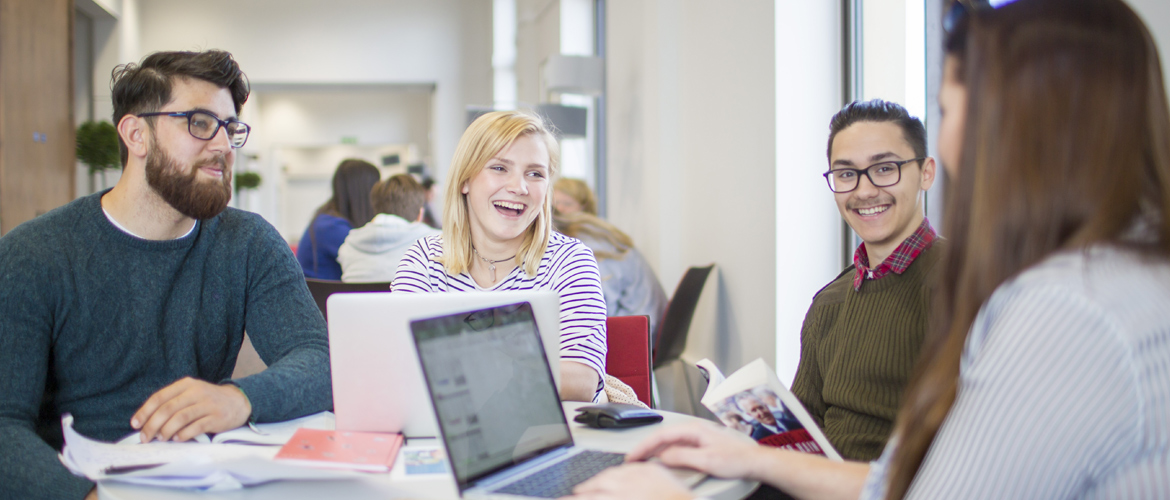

{"left": 698, "top": 358, "right": 842, "bottom": 461}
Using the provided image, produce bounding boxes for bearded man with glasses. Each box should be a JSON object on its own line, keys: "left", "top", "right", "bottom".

{"left": 0, "top": 50, "right": 332, "bottom": 500}
{"left": 785, "top": 99, "right": 943, "bottom": 463}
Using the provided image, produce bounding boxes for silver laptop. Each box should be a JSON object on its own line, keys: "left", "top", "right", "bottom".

{"left": 327, "top": 291, "right": 562, "bottom": 438}
{"left": 411, "top": 302, "right": 625, "bottom": 499}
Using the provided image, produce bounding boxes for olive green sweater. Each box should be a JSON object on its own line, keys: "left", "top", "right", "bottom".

{"left": 790, "top": 242, "right": 944, "bottom": 461}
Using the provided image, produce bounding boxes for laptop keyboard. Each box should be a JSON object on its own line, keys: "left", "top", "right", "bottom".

{"left": 493, "top": 450, "right": 626, "bottom": 498}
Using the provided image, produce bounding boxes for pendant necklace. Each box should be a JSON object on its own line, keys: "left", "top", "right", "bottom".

{"left": 473, "top": 247, "right": 516, "bottom": 283}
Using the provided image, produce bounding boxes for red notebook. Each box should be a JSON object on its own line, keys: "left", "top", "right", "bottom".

{"left": 274, "top": 428, "right": 404, "bottom": 472}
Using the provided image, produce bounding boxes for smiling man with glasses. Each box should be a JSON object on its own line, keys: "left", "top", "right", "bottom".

{"left": 0, "top": 50, "right": 331, "bottom": 500}
{"left": 785, "top": 99, "right": 944, "bottom": 463}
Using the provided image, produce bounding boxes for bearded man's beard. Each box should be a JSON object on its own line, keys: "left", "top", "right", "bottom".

{"left": 145, "top": 142, "right": 233, "bottom": 220}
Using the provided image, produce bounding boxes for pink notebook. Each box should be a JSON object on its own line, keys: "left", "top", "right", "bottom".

{"left": 275, "top": 428, "right": 404, "bottom": 472}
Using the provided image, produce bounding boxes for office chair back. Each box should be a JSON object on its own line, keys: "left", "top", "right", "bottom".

{"left": 653, "top": 264, "right": 715, "bottom": 369}
{"left": 305, "top": 278, "right": 392, "bottom": 321}
{"left": 605, "top": 315, "right": 653, "bottom": 407}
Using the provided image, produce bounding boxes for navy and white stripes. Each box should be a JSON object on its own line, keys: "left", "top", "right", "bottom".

{"left": 860, "top": 245, "right": 1170, "bottom": 499}
{"left": 393, "top": 232, "right": 608, "bottom": 401}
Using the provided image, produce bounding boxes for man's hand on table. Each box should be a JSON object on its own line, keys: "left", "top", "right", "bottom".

{"left": 131, "top": 377, "right": 252, "bottom": 443}
{"left": 570, "top": 462, "right": 694, "bottom": 500}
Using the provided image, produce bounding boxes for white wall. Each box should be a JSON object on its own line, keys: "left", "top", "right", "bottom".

{"left": 774, "top": 3, "right": 846, "bottom": 383}
{"left": 81, "top": 0, "right": 492, "bottom": 231}
{"left": 607, "top": 0, "right": 840, "bottom": 378}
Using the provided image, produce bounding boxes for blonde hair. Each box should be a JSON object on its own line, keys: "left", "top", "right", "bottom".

{"left": 554, "top": 178, "right": 598, "bottom": 215}
{"left": 439, "top": 110, "right": 561, "bottom": 277}
{"left": 553, "top": 211, "right": 632, "bottom": 261}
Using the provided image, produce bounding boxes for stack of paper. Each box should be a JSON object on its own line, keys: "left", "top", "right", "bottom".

{"left": 59, "top": 413, "right": 355, "bottom": 491}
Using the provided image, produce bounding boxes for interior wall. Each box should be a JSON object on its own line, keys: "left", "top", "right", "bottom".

{"left": 82, "top": 0, "right": 492, "bottom": 224}
{"left": 517, "top": 0, "right": 561, "bottom": 107}
{"left": 607, "top": 0, "right": 783, "bottom": 374}
{"left": 773, "top": 3, "right": 845, "bottom": 384}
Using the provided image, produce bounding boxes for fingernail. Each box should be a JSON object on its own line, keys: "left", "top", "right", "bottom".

{"left": 131, "top": 418, "right": 140, "bottom": 428}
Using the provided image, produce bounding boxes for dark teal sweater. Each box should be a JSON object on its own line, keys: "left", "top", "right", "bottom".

{"left": 0, "top": 191, "right": 332, "bottom": 499}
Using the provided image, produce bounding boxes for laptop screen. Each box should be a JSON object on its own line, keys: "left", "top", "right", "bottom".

{"left": 411, "top": 301, "right": 573, "bottom": 487}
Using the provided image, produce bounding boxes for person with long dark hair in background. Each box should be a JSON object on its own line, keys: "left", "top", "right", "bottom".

{"left": 568, "top": 1, "right": 1170, "bottom": 498}
{"left": 296, "top": 159, "right": 380, "bottom": 279}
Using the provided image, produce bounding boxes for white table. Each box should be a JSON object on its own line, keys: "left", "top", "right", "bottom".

{"left": 98, "top": 402, "right": 758, "bottom": 500}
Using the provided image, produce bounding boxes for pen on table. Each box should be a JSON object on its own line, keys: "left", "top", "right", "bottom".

{"left": 103, "top": 463, "right": 166, "bottom": 475}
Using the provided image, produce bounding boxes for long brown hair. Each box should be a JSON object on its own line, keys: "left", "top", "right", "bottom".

{"left": 307, "top": 158, "right": 380, "bottom": 273}
{"left": 886, "top": 1, "right": 1170, "bottom": 498}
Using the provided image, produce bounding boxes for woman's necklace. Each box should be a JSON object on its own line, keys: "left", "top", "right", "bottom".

{"left": 473, "top": 247, "right": 516, "bottom": 283}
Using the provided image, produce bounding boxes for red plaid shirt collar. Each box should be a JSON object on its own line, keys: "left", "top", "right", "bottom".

{"left": 852, "top": 218, "right": 937, "bottom": 290}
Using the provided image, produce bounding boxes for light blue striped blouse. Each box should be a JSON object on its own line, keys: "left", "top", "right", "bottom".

{"left": 860, "top": 245, "right": 1170, "bottom": 499}
{"left": 393, "top": 232, "right": 609, "bottom": 402}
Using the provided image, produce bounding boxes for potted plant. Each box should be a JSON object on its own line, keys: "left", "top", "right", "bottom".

{"left": 234, "top": 171, "right": 262, "bottom": 211}
{"left": 75, "top": 121, "right": 120, "bottom": 193}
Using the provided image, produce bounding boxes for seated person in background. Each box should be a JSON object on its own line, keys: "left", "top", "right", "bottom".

{"left": 553, "top": 177, "right": 598, "bottom": 216}
{"left": 0, "top": 50, "right": 332, "bottom": 500}
{"left": 394, "top": 111, "right": 608, "bottom": 403}
{"left": 338, "top": 174, "right": 440, "bottom": 283}
{"left": 296, "top": 158, "right": 380, "bottom": 280}
{"left": 420, "top": 175, "right": 442, "bottom": 229}
{"left": 571, "top": 1, "right": 1170, "bottom": 498}
{"left": 790, "top": 98, "right": 942, "bottom": 461}
{"left": 554, "top": 210, "right": 667, "bottom": 336}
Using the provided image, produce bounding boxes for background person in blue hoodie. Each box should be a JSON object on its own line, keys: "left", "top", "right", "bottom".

{"left": 339, "top": 174, "right": 440, "bottom": 283}
{"left": 296, "top": 159, "right": 380, "bottom": 279}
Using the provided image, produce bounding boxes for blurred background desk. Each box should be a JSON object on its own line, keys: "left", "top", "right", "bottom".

{"left": 98, "top": 402, "right": 758, "bottom": 500}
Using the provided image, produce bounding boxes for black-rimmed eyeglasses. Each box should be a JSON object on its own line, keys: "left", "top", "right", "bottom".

{"left": 137, "top": 110, "right": 251, "bottom": 148}
{"left": 823, "top": 158, "right": 924, "bottom": 193}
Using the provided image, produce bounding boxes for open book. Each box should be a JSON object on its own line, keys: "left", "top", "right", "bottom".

{"left": 698, "top": 358, "right": 842, "bottom": 462}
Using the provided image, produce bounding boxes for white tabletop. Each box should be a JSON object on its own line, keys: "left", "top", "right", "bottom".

{"left": 98, "top": 402, "right": 757, "bottom": 500}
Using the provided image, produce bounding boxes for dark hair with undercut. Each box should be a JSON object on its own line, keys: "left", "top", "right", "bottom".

{"left": 826, "top": 99, "right": 927, "bottom": 163}
{"left": 370, "top": 174, "right": 428, "bottom": 222}
{"left": 110, "top": 50, "right": 250, "bottom": 167}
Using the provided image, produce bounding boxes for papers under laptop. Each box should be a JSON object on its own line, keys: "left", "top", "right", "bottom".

{"left": 410, "top": 301, "right": 624, "bottom": 499}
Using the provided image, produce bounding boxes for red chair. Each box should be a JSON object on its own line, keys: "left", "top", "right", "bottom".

{"left": 605, "top": 315, "right": 653, "bottom": 407}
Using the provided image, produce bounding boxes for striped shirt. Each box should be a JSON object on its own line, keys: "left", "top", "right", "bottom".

{"left": 393, "top": 232, "right": 608, "bottom": 401}
{"left": 859, "top": 245, "right": 1170, "bottom": 499}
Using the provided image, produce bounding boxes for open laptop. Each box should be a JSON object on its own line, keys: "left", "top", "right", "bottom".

{"left": 327, "top": 291, "right": 562, "bottom": 438}
{"left": 411, "top": 301, "right": 626, "bottom": 499}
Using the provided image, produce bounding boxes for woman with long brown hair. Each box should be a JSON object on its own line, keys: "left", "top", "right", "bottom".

{"left": 296, "top": 159, "right": 381, "bottom": 279}
{"left": 569, "top": 0, "right": 1170, "bottom": 499}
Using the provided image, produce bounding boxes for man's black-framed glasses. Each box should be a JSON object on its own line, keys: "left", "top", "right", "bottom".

{"left": 823, "top": 158, "right": 924, "bottom": 194}
{"left": 137, "top": 110, "right": 251, "bottom": 148}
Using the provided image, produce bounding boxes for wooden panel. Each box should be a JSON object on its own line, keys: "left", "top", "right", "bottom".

{"left": 0, "top": 0, "right": 74, "bottom": 234}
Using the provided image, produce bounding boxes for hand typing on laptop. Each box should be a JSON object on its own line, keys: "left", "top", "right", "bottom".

{"left": 130, "top": 377, "right": 252, "bottom": 443}
{"left": 570, "top": 462, "right": 694, "bottom": 500}
{"left": 570, "top": 421, "right": 756, "bottom": 500}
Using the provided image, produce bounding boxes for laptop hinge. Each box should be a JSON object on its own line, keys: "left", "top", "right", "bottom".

{"left": 472, "top": 445, "right": 576, "bottom": 490}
